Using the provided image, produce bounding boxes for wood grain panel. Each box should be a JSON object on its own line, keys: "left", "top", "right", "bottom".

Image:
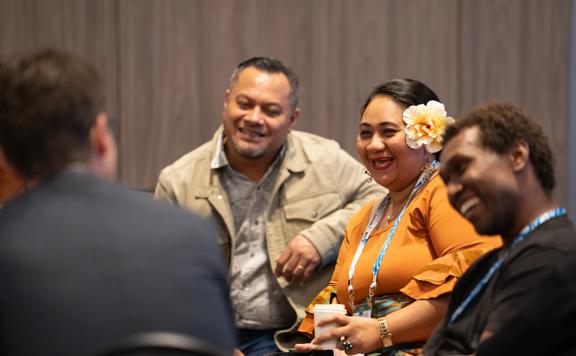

{"left": 117, "top": 0, "right": 461, "bottom": 188}
{"left": 4, "top": 0, "right": 569, "bottom": 209}
{"left": 0, "top": 0, "right": 118, "bottom": 128}
{"left": 118, "top": 0, "right": 204, "bottom": 188}
{"left": 460, "top": 0, "right": 571, "bottom": 207}
{"left": 292, "top": 0, "right": 460, "bottom": 155}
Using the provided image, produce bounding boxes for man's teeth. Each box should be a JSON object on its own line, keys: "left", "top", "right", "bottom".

{"left": 460, "top": 198, "right": 479, "bottom": 216}
{"left": 240, "top": 128, "right": 264, "bottom": 137}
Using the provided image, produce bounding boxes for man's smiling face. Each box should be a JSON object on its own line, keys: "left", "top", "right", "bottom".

{"left": 440, "top": 126, "right": 520, "bottom": 236}
{"left": 222, "top": 66, "right": 297, "bottom": 163}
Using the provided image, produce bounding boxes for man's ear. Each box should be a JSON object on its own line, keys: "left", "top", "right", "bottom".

{"left": 289, "top": 107, "right": 300, "bottom": 128}
{"left": 509, "top": 139, "right": 530, "bottom": 172}
{"left": 89, "top": 112, "right": 117, "bottom": 180}
{"left": 223, "top": 89, "right": 230, "bottom": 111}
{"left": 90, "top": 113, "right": 111, "bottom": 157}
{"left": 0, "top": 146, "right": 12, "bottom": 176}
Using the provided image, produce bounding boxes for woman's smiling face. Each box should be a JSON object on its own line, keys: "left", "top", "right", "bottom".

{"left": 356, "top": 95, "right": 427, "bottom": 191}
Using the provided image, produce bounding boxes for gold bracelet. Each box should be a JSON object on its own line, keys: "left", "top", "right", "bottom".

{"left": 377, "top": 317, "right": 393, "bottom": 347}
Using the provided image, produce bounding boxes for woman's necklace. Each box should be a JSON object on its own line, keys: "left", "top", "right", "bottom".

{"left": 384, "top": 205, "right": 393, "bottom": 225}
{"left": 383, "top": 199, "right": 405, "bottom": 226}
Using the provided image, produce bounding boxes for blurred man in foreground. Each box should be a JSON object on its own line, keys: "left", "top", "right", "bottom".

{"left": 0, "top": 49, "right": 235, "bottom": 356}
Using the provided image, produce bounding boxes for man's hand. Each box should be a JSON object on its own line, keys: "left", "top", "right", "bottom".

{"left": 275, "top": 234, "right": 320, "bottom": 286}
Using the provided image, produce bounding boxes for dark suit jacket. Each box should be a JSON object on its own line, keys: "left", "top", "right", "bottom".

{"left": 0, "top": 169, "right": 235, "bottom": 356}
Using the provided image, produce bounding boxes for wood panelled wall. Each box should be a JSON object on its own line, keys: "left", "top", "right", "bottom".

{"left": 0, "top": 0, "right": 572, "bottom": 210}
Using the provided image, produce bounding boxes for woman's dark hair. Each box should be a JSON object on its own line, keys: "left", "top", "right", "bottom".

{"left": 360, "top": 78, "right": 440, "bottom": 117}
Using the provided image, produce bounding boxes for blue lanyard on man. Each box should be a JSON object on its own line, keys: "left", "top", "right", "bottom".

{"left": 447, "top": 207, "right": 567, "bottom": 325}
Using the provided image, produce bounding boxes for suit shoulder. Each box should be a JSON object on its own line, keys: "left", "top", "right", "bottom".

{"left": 118, "top": 185, "right": 205, "bottom": 221}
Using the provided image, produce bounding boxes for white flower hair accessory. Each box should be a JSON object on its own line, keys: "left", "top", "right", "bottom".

{"left": 403, "top": 100, "right": 455, "bottom": 153}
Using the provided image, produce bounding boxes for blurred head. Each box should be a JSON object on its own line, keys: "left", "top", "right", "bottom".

{"left": 440, "top": 102, "right": 554, "bottom": 237}
{"left": 0, "top": 49, "right": 116, "bottom": 181}
{"left": 356, "top": 79, "right": 441, "bottom": 191}
{"left": 223, "top": 57, "right": 299, "bottom": 164}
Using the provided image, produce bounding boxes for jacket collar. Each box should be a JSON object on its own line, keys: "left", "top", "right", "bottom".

{"left": 196, "top": 127, "right": 307, "bottom": 198}
{"left": 208, "top": 126, "right": 306, "bottom": 173}
{"left": 282, "top": 131, "right": 306, "bottom": 173}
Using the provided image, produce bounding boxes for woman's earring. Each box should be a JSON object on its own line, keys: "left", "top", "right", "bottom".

{"left": 420, "top": 153, "right": 436, "bottom": 174}
{"left": 364, "top": 169, "right": 373, "bottom": 183}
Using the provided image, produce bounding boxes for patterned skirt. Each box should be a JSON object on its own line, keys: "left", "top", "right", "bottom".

{"left": 357, "top": 294, "right": 424, "bottom": 356}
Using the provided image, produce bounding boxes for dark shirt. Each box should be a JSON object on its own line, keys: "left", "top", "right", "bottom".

{"left": 424, "top": 216, "right": 576, "bottom": 355}
{"left": 477, "top": 244, "right": 576, "bottom": 355}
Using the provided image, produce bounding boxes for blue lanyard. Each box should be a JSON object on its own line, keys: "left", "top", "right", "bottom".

{"left": 448, "top": 207, "right": 567, "bottom": 325}
{"left": 347, "top": 161, "right": 439, "bottom": 310}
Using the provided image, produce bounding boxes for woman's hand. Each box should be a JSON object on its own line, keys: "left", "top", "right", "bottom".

{"left": 296, "top": 314, "right": 382, "bottom": 355}
{"left": 294, "top": 341, "right": 320, "bottom": 353}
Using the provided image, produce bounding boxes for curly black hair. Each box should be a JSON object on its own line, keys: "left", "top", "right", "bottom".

{"left": 443, "top": 102, "right": 555, "bottom": 193}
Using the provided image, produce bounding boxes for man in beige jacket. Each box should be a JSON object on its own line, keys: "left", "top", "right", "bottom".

{"left": 155, "top": 57, "right": 384, "bottom": 355}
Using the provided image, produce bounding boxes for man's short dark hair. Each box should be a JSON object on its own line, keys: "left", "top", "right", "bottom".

{"left": 229, "top": 56, "right": 299, "bottom": 111}
{"left": 444, "top": 102, "right": 555, "bottom": 193}
{"left": 0, "top": 49, "right": 105, "bottom": 178}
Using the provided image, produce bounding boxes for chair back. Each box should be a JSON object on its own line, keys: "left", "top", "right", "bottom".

{"left": 94, "top": 331, "right": 229, "bottom": 356}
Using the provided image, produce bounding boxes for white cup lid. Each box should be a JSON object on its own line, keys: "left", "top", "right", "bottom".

{"left": 313, "top": 303, "right": 346, "bottom": 313}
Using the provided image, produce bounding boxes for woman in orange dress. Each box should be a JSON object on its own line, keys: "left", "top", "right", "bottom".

{"left": 296, "top": 79, "right": 501, "bottom": 355}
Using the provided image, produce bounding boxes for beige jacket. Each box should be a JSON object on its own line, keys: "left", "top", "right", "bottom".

{"left": 154, "top": 128, "right": 385, "bottom": 350}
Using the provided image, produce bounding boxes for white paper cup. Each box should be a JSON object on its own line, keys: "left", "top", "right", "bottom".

{"left": 313, "top": 303, "right": 347, "bottom": 350}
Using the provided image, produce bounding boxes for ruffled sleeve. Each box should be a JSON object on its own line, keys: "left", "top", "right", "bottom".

{"left": 401, "top": 175, "right": 501, "bottom": 299}
{"left": 401, "top": 246, "right": 496, "bottom": 299}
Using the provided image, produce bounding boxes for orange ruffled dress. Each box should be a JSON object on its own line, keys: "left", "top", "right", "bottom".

{"left": 299, "top": 174, "right": 501, "bottom": 336}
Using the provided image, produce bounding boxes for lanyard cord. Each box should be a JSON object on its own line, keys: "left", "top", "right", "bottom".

{"left": 347, "top": 161, "right": 439, "bottom": 310}
{"left": 448, "top": 207, "right": 567, "bottom": 325}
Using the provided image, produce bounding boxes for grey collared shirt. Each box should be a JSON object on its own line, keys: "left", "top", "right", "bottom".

{"left": 211, "top": 137, "right": 294, "bottom": 329}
